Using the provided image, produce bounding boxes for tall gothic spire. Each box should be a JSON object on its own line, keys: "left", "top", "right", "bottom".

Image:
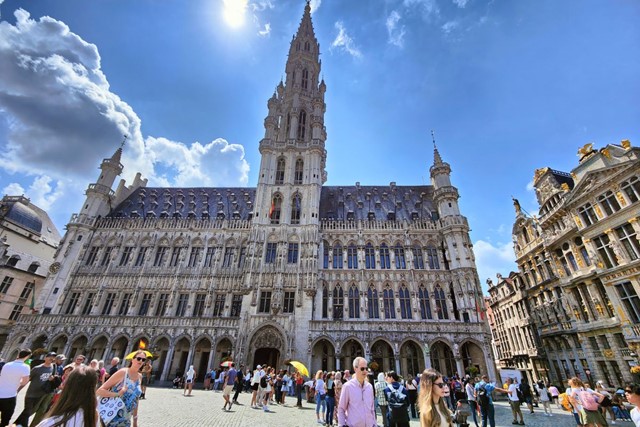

{"left": 432, "top": 130, "right": 443, "bottom": 165}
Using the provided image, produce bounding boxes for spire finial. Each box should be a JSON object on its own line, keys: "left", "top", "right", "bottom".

{"left": 120, "top": 135, "right": 128, "bottom": 149}
{"left": 432, "top": 130, "right": 443, "bottom": 165}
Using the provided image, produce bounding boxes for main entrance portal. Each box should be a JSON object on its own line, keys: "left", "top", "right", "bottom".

{"left": 254, "top": 348, "right": 280, "bottom": 369}
{"left": 248, "top": 325, "right": 285, "bottom": 369}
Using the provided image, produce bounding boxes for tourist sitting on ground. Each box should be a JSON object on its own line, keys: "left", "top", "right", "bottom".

{"left": 35, "top": 365, "right": 99, "bottom": 427}
{"left": 172, "top": 373, "right": 183, "bottom": 389}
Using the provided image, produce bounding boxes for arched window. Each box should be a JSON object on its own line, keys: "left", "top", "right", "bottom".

{"left": 348, "top": 285, "right": 360, "bottom": 319}
{"left": 347, "top": 244, "right": 358, "bottom": 269}
{"left": 412, "top": 246, "right": 424, "bottom": 269}
{"left": 294, "top": 159, "right": 304, "bottom": 184}
{"left": 575, "top": 237, "right": 591, "bottom": 267}
{"left": 383, "top": 285, "right": 396, "bottom": 319}
{"left": 6, "top": 256, "right": 19, "bottom": 267}
{"left": 394, "top": 244, "right": 406, "bottom": 269}
{"left": 368, "top": 285, "right": 379, "bottom": 319}
{"left": 27, "top": 262, "right": 39, "bottom": 273}
{"left": 285, "top": 113, "right": 291, "bottom": 138}
{"left": 333, "top": 285, "right": 344, "bottom": 320}
{"left": 365, "top": 243, "right": 376, "bottom": 269}
{"left": 426, "top": 245, "right": 440, "bottom": 269}
{"left": 333, "top": 243, "right": 343, "bottom": 268}
{"left": 380, "top": 244, "right": 390, "bottom": 269}
{"left": 434, "top": 285, "right": 448, "bottom": 319}
{"left": 418, "top": 286, "right": 432, "bottom": 319}
{"left": 621, "top": 176, "right": 640, "bottom": 203}
{"left": 298, "top": 110, "right": 307, "bottom": 140}
{"left": 275, "top": 157, "right": 285, "bottom": 185}
{"left": 598, "top": 191, "right": 621, "bottom": 215}
{"left": 322, "top": 284, "right": 328, "bottom": 319}
{"left": 270, "top": 194, "right": 282, "bottom": 224}
{"left": 304, "top": 41, "right": 310, "bottom": 51}
{"left": 522, "top": 226, "right": 530, "bottom": 244}
{"left": 301, "top": 68, "right": 309, "bottom": 90}
{"left": 399, "top": 285, "right": 412, "bottom": 319}
{"left": 322, "top": 240, "right": 329, "bottom": 269}
{"left": 291, "top": 194, "right": 301, "bottom": 225}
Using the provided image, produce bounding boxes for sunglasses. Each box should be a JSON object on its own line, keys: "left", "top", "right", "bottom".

{"left": 135, "top": 357, "right": 147, "bottom": 362}
{"left": 359, "top": 367, "right": 367, "bottom": 372}
{"left": 433, "top": 382, "right": 448, "bottom": 388}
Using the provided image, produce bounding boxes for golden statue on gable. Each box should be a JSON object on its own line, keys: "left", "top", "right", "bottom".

{"left": 621, "top": 139, "right": 631, "bottom": 149}
{"left": 578, "top": 143, "right": 596, "bottom": 160}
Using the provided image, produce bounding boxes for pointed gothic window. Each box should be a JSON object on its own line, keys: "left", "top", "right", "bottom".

{"left": 333, "top": 284, "right": 344, "bottom": 320}
{"left": 348, "top": 285, "right": 360, "bottom": 319}
{"left": 323, "top": 240, "right": 329, "bottom": 269}
{"left": 434, "top": 284, "right": 448, "bottom": 319}
{"left": 333, "top": 243, "right": 343, "bottom": 269}
{"left": 294, "top": 159, "right": 304, "bottom": 184}
{"left": 368, "top": 285, "right": 379, "bottom": 319}
{"left": 270, "top": 194, "right": 282, "bottom": 224}
{"left": 399, "top": 285, "right": 412, "bottom": 319}
{"left": 301, "top": 68, "right": 309, "bottom": 90}
{"left": 412, "top": 246, "right": 425, "bottom": 269}
{"left": 365, "top": 243, "right": 376, "bottom": 269}
{"left": 286, "top": 113, "right": 291, "bottom": 139}
{"left": 418, "top": 285, "right": 432, "bottom": 320}
{"left": 383, "top": 285, "right": 396, "bottom": 319}
{"left": 347, "top": 244, "right": 358, "bottom": 269}
{"left": 379, "top": 243, "right": 390, "bottom": 269}
{"left": 298, "top": 110, "right": 307, "bottom": 140}
{"left": 426, "top": 245, "right": 440, "bottom": 269}
{"left": 275, "top": 157, "right": 285, "bottom": 185}
{"left": 291, "top": 194, "right": 301, "bottom": 224}
{"left": 394, "top": 244, "right": 406, "bottom": 269}
{"left": 322, "top": 284, "right": 328, "bottom": 319}
{"left": 304, "top": 41, "right": 310, "bottom": 51}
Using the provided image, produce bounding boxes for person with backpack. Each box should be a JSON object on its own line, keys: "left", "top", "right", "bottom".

{"left": 568, "top": 376, "right": 607, "bottom": 427}
{"left": 519, "top": 378, "right": 534, "bottom": 414}
{"left": 474, "top": 374, "right": 508, "bottom": 427}
{"left": 384, "top": 371, "right": 409, "bottom": 427}
{"left": 534, "top": 381, "right": 552, "bottom": 416}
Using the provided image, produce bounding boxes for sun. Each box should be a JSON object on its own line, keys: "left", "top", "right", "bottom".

{"left": 223, "top": 0, "right": 248, "bottom": 28}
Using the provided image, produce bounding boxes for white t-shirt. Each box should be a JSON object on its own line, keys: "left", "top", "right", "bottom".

{"left": 0, "top": 360, "right": 30, "bottom": 398}
{"left": 507, "top": 383, "right": 520, "bottom": 401}
{"left": 466, "top": 383, "right": 476, "bottom": 401}
{"left": 36, "top": 409, "right": 101, "bottom": 427}
{"left": 631, "top": 406, "right": 640, "bottom": 427}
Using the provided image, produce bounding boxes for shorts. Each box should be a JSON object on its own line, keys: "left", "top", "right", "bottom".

{"left": 141, "top": 377, "right": 149, "bottom": 386}
{"left": 251, "top": 383, "right": 259, "bottom": 391}
{"left": 186, "top": 379, "right": 193, "bottom": 384}
{"left": 223, "top": 385, "right": 234, "bottom": 397}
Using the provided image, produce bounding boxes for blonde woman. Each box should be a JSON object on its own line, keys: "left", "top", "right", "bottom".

{"left": 96, "top": 350, "right": 145, "bottom": 427}
{"left": 567, "top": 377, "right": 607, "bottom": 427}
{"left": 418, "top": 368, "right": 453, "bottom": 427}
{"left": 315, "top": 370, "right": 327, "bottom": 424}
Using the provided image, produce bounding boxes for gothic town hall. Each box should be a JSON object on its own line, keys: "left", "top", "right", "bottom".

{"left": 4, "top": 4, "right": 495, "bottom": 384}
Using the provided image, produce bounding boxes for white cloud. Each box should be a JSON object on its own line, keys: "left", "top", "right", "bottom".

{"left": 441, "top": 20, "right": 459, "bottom": 34}
{"left": 386, "top": 11, "right": 406, "bottom": 48}
{"left": 309, "top": 0, "right": 321, "bottom": 14}
{"left": 250, "top": 0, "right": 274, "bottom": 12}
{"left": 453, "top": 0, "right": 469, "bottom": 8}
{"left": 258, "top": 22, "right": 271, "bottom": 37}
{"left": 331, "top": 21, "right": 362, "bottom": 59}
{"left": 473, "top": 240, "right": 517, "bottom": 290}
{"left": 2, "top": 182, "right": 25, "bottom": 197}
{"left": 0, "top": 9, "right": 251, "bottom": 228}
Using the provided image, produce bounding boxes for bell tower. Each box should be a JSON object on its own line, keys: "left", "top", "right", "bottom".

{"left": 254, "top": 1, "right": 327, "bottom": 226}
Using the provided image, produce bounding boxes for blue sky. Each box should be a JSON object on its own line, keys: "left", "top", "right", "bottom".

{"left": 0, "top": 0, "right": 638, "bottom": 289}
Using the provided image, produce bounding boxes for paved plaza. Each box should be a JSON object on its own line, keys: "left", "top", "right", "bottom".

{"left": 12, "top": 385, "right": 635, "bottom": 427}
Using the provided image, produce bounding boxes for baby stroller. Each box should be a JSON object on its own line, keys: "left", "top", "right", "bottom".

{"left": 454, "top": 398, "right": 472, "bottom": 427}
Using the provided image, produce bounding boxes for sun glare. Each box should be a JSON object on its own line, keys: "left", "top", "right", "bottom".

{"left": 223, "top": 0, "right": 248, "bottom": 28}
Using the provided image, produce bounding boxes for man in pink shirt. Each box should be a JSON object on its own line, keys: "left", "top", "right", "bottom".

{"left": 338, "top": 356, "right": 376, "bottom": 427}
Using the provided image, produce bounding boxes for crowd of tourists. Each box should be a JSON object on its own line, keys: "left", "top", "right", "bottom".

{"left": 2, "top": 348, "right": 640, "bottom": 427}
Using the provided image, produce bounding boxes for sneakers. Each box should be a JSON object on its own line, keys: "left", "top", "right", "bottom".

{"left": 519, "top": 422, "right": 525, "bottom": 425}
{"left": 512, "top": 422, "right": 519, "bottom": 425}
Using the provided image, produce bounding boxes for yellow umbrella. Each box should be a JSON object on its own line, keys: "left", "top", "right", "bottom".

{"left": 125, "top": 350, "right": 153, "bottom": 360}
{"left": 288, "top": 360, "right": 309, "bottom": 377}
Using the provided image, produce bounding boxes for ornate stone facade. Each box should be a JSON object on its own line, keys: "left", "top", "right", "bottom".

{"left": 2, "top": 4, "right": 494, "bottom": 383}
{"left": 495, "top": 141, "right": 640, "bottom": 387}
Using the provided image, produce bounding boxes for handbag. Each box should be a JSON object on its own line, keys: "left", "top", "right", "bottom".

{"left": 98, "top": 370, "right": 128, "bottom": 424}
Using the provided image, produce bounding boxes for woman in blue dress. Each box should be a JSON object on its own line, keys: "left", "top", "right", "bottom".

{"left": 97, "top": 350, "right": 145, "bottom": 427}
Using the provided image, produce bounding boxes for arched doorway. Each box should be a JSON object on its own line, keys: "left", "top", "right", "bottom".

{"left": 214, "top": 338, "right": 233, "bottom": 367}
{"left": 49, "top": 335, "right": 68, "bottom": 355}
{"left": 194, "top": 337, "right": 212, "bottom": 382}
{"left": 340, "top": 339, "right": 364, "bottom": 373}
{"left": 371, "top": 340, "right": 394, "bottom": 374}
{"left": 110, "top": 336, "right": 129, "bottom": 361}
{"left": 31, "top": 334, "right": 47, "bottom": 352}
{"left": 89, "top": 336, "right": 108, "bottom": 361}
{"left": 69, "top": 335, "right": 88, "bottom": 360}
{"left": 312, "top": 339, "right": 335, "bottom": 372}
{"left": 152, "top": 337, "right": 170, "bottom": 381}
{"left": 430, "top": 341, "right": 455, "bottom": 377}
{"left": 400, "top": 341, "right": 424, "bottom": 377}
{"left": 249, "top": 326, "right": 284, "bottom": 369}
{"left": 461, "top": 341, "right": 487, "bottom": 376}
{"left": 168, "top": 337, "right": 191, "bottom": 379}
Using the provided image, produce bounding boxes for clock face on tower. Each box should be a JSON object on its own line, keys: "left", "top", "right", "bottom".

{"left": 49, "top": 262, "right": 61, "bottom": 274}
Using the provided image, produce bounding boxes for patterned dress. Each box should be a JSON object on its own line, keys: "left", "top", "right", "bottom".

{"left": 106, "top": 371, "right": 142, "bottom": 427}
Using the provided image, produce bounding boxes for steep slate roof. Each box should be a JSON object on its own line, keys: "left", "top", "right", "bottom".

{"left": 109, "top": 185, "right": 437, "bottom": 222}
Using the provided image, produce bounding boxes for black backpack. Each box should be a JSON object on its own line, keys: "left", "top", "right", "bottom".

{"left": 260, "top": 375, "right": 267, "bottom": 388}
{"left": 477, "top": 384, "right": 490, "bottom": 409}
{"left": 520, "top": 382, "right": 531, "bottom": 398}
{"left": 387, "top": 384, "right": 408, "bottom": 409}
